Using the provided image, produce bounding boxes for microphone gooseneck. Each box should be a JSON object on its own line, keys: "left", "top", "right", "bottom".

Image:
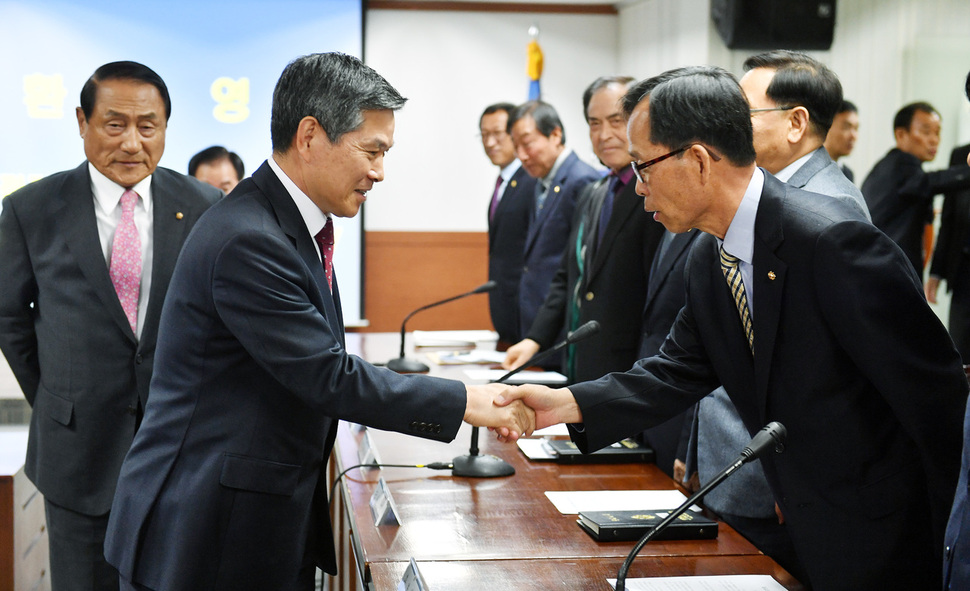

{"left": 614, "top": 421, "right": 787, "bottom": 590}
{"left": 493, "top": 320, "right": 601, "bottom": 383}
{"left": 452, "top": 320, "right": 602, "bottom": 478}
{"left": 386, "top": 281, "right": 497, "bottom": 373}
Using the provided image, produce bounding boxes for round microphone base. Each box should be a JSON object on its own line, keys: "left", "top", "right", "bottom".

{"left": 451, "top": 453, "right": 515, "bottom": 478}
{"left": 386, "top": 357, "right": 430, "bottom": 374}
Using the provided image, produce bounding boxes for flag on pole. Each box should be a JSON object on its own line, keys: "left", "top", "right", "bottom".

{"left": 527, "top": 27, "right": 543, "bottom": 100}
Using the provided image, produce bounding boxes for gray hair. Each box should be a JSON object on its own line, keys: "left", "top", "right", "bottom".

{"left": 271, "top": 53, "right": 407, "bottom": 152}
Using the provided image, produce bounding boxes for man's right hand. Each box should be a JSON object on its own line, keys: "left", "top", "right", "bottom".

{"left": 925, "top": 275, "right": 941, "bottom": 303}
{"left": 502, "top": 339, "right": 541, "bottom": 370}
{"left": 492, "top": 384, "right": 582, "bottom": 441}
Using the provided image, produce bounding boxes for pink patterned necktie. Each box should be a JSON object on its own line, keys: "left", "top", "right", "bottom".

{"left": 110, "top": 189, "right": 141, "bottom": 334}
{"left": 314, "top": 218, "right": 334, "bottom": 291}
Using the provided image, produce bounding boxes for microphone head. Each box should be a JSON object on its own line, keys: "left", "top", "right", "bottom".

{"left": 566, "top": 320, "right": 601, "bottom": 344}
{"left": 472, "top": 280, "right": 498, "bottom": 294}
{"left": 741, "top": 421, "right": 786, "bottom": 463}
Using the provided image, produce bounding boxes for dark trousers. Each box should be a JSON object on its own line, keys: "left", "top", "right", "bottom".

{"left": 45, "top": 498, "right": 119, "bottom": 591}
{"left": 718, "top": 511, "right": 810, "bottom": 589}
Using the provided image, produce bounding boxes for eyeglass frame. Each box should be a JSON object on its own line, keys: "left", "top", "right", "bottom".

{"left": 631, "top": 144, "right": 722, "bottom": 183}
{"left": 749, "top": 105, "right": 796, "bottom": 114}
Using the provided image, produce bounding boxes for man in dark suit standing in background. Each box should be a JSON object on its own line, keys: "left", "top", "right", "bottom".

{"left": 188, "top": 145, "right": 245, "bottom": 194}
{"left": 0, "top": 61, "right": 221, "bottom": 591}
{"left": 103, "top": 53, "right": 531, "bottom": 591}
{"left": 926, "top": 141, "right": 970, "bottom": 360}
{"left": 479, "top": 103, "right": 536, "bottom": 345}
{"left": 863, "top": 101, "right": 970, "bottom": 274}
{"left": 502, "top": 76, "right": 662, "bottom": 383}
{"left": 498, "top": 65, "right": 968, "bottom": 590}
{"left": 824, "top": 100, "right": 860, "bottom": 183}
{"left": 508, "top": 101, "right": 599, "bottom": 351}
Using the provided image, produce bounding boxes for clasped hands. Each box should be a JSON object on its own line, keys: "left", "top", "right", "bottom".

{"left": 463, "top": 383, "right": 583, "bottom": 442}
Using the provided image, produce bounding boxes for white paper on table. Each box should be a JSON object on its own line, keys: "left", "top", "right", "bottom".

{"left": 412, "top": 330, "right": 497, "bottom": 347}
{"left": 516, "top": 438, "right": 557, "bottom": 460}
{"left": 607, "top": 574, "right": 787, "bottom": 590}
{"left": 533, "top": 424, "right": 569, "bottom": 436}
{"left": 545, "top": 489, "right": 702, "bottom": 515}
{"left": 430, "top": 349, "right": 507, "bottom": 365}
{"left": 463, "top": 368, "right": 567, "bottom": 385}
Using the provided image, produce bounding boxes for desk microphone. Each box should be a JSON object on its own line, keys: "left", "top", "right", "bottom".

{"left": 614, "top": 421, "right": 787, "bottom": 591}
{"left": 452, "top": 320, "right": 602, "bottom": 478}
{"left": 386, "top": 280, "right": 497, "bottom": 374}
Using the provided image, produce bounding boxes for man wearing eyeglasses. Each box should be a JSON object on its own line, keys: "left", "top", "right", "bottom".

{"left": 668, "top": 50, "right": 870, "bottom": 577}
{"left": 496, "top": 65, "right": 968, "bottom": 590}
{"left": 479, "top": 103, "right": 537, "bottom": 346}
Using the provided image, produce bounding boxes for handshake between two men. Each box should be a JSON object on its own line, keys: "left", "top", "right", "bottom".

{"left": 463, "top": 383, "right": 582, "bottom": 442}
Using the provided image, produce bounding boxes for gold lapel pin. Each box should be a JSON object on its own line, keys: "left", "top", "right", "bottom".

{"left": 553, "top": 186, "right": 561, "bottom": 193}
{"left": 175, "top": 212, "right": 184, "bottom": 220}
{"left": 768, "top": 271, "right": 776, "bottom": 280}
{"left": 510, "top": 180, "right": 517, "bottom": 187}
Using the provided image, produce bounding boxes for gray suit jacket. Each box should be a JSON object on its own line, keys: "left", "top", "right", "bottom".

{"left": 0, "top": 162, "right": 220, "bottom": 515}
{"left": 788, "top": 147, "right": 870, "bottom": 220}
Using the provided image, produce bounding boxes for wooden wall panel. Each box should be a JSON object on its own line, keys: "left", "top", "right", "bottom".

{"left": 360, "top": 231, "right": 494, "bottom": 333}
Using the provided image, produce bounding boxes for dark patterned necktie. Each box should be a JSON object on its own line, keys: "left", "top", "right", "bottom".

{"left": 315, "top": 218, "right": 334, "bottom": 292}
{"left": 719, "top": 245, "right": 753, "bottom": 352}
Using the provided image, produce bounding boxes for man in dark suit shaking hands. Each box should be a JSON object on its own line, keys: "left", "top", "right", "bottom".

{"left": 0, "top": 61, "right": 221, "bottom": 591}
{"left": 103, "top": 53, "right": 531, "bottom": 591}
{"left": 497, "top": 66, "right": 968, "bottom": 590}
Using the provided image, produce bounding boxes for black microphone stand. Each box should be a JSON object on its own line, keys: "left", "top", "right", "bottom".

{"left": 452, "top": 321, "right": 601, "bottom": 478}
{"left": 386, "top": 281, "right": 496, "bottom": 374}
{"left": 614, "top": 421, "right": 787, "bottom": 591}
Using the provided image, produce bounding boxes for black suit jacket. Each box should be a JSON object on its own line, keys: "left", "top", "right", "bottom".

{"left": 487, "top": 165, "right": 536, "bottom": 343}
{"left": 637, "top": 230, "right": 700, "bottom": 474}
{"left": 0, "top": 162, "right": 219, "bottom": 515}
{"left": 526, "top": 175, "right": 662, "bottom": 382}
{"left": 569, "top": 173, "right": 967, "bottom": 589}
{"left": 929, "top": 144, "right": 970, "bottom": 290}
{"left": 104, "top": 162, "right": 467, "bottom": 590}
{"left": 863, "top": 148, "right": 970, "bottom": 272}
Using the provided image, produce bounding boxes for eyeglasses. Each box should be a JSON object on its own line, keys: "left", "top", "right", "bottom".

{"left": 478, "top": 131, "right": 509, "bottom": 142}
{"left": 631, "top": 144, "right": 722, "bottom": 183}
{"left": 749, "top": 105, "right": 796, "bottom": 114}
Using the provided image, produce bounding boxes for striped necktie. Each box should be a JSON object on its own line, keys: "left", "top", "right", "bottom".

{"left": 719, "top": 245, "right": 753, "bottom": 353}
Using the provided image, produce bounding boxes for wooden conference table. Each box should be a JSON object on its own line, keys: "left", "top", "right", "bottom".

{"left": 329, "top": 333, "right": 802, "bottom": 590}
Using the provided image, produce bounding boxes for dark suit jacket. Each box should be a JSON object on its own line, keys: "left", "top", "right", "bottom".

{"left": 104, "top": 162, "right": 467, "bottom": 590}
{"left": 569, "top": 174, "right": 968, "bottom": 590}
{"left": 637, "top": 230, "right": 700, "bottom": 476}
{"left": 518, "top": 151, "right": 599, "bottom": 339}
{"left": 929, "top": 144, "right": 970, "bottom": 291}
{"left": 526, "top": 175, "right": 662, "bottom": 382}
{"left": 0, "top": 162, "right": 219, "bottom": 516}
{"left": 863, "top": 147, "right": 970, "bottom": 273}
{"left": 945, "top": 396, "right": 970, "bottom": 590}
{"left": 487, "top": 165, "right": 536, "bottom": 343}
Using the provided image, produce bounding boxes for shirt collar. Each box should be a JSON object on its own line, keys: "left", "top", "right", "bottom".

{"left": 612, "top": 165, "right": 635, "bottom": 189}
{"left": 540, "top": 148, "right": 572, "bottom": 187}
{"left": 721, "top": 167, "right": 765, "bottom": 265}
{"left": 774, "top": 151, "right": 814, "bottom": 182}
{"left": 499, "top": 159, "right": 522, "bottom": 182}
{"left": 268, "top": 156, "right": 329, "bottom": 238}
{"left": 88, "top": 162, "right": 152, "bottom": 210}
